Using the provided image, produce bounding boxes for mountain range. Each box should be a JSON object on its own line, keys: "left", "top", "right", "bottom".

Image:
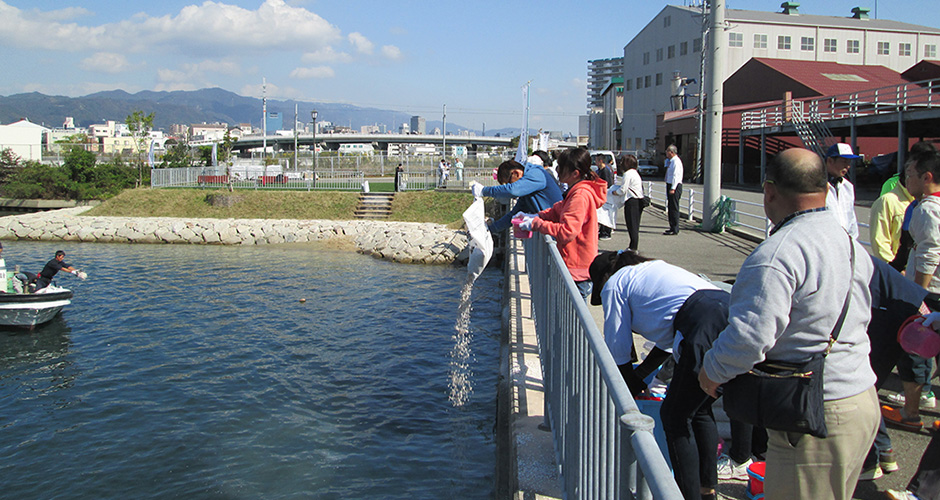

{"left": 0, "top": 88, "right": 521, "bottom": 137}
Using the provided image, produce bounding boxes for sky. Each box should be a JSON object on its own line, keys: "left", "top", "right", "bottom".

{"left": 1, "top": 0, "right": 938, "bottom": 134}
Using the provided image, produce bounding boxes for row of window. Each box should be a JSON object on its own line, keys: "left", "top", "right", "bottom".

{"left": 625, "top": 73, "right": 665, "bottom": 91}
{"left": 642, "top": 38, "right": 703, "bottom": 65}
{"left": 728, "top": 32, "right": 937, "bottom": 57}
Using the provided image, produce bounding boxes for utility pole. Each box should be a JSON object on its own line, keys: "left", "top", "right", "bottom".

{"left": 442, "top": 104, "right": 447, "bottom": 158}
{"left": 702, "top": 0, "right": 725, "bottom": 231}
{"left": 293, "top": 103, "right": 298, "bottom": 172}
{"left": 262, "top": 78, "right": 267, "bottom": 164}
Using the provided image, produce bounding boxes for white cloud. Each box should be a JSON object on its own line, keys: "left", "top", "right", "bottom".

{"left": 289, "top": 66, "right": 335, "bottom": 79}
{"left": 302, "top": 46, "right": 352, "bottom": 63}
{"left": 238, "top": 82, "right": 306, "bottom": 100}
{"left": 381, "top": 45, "right": 402, "bottom": 61}
{"left": 80, "top": 52, "right": 134, "bottom": 74}
{"left": 0, "top": 0, "right": 342, "bottom": 55}
{"left": 156, "top": 59, "right": 243, "bottom": 89}
{"left": 571, "top": 78, "right": 585, "bottom": 88}
{"left": 347, "top": 32, "right": 374, "bottom": 54}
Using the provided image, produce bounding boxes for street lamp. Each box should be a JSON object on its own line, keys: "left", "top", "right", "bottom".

{"left": 311, "top": 109, "right": 318, "bottom": 172}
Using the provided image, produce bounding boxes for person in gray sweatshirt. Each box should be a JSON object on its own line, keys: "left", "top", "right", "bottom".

{"left": 698, "top": 148, "right": 878, "bottom": 500}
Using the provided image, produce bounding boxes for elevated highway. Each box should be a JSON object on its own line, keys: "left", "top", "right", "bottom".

{"left": 231, "top": 132, "right": 513, "bottom": 153}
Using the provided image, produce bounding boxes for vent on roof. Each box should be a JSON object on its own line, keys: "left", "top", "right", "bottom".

{"left": 780, "top": 2, "right": 800, "bottom": 15}
{"left": 851, "top": 7, "right": 870, "bottom": 19}
{"left": 822, "top": 73, "right": 869, "bottom": 82}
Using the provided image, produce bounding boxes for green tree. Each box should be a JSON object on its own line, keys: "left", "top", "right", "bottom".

{"left": 160, "top": 141, "right": 194, "bottom": 169}
{"left": 126, "top": 110, "right": 155, "bottom": 187}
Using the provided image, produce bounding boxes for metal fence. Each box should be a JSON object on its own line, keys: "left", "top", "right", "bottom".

{"left": 523, "top": 234, "right": 682, "bottom": 500}
{"left": 646, "top": 181, "right": 870, "bottom": 246}
{"left": 151, "top": 166, "right": 365, "bottom": 191}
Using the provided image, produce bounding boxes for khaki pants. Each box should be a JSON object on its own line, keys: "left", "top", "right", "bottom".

{"left": 764, "top": 386, "right": 879, "bottom": 500}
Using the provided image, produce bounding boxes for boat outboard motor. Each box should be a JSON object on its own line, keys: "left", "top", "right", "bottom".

{"left": 14, "top": 271, "right": 36, "bottom": 293}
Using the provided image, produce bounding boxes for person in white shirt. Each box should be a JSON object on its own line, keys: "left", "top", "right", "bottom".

{"left": 664, "top": 145, "right": 684, "bottom": 235}
{"left": 617, "top": 154, "right": 645, "bottom": 250}
{"left": 825, "top": 143, "right": 860, "bottom": 239}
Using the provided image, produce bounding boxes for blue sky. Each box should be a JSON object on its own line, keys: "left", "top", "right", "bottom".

{"left": 1, "top": 0, "right": 937, "bottom": 134}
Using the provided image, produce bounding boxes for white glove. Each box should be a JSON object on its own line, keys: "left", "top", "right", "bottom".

{"left": 517, "top": 215, "right": 536, "bottom": 231}
{"left": 470, "top": 181, "right": 484, "bottom": 199}
{"left": 922, "top": 312, "right": 940, "bottom": 330}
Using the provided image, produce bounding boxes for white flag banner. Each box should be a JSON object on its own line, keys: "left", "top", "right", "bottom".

{"left": 515, "top": 82, "right": 530, "bottom": 164}
{"left": 147, "top": 139, "right": 155, "bottom": 169}
{"left": 211, "top": 142, "right": 218, "bottom": 168}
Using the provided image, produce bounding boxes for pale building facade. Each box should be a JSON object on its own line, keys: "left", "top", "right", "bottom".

{"left": 620, "top": 3, "right": 940, "bottom": 154}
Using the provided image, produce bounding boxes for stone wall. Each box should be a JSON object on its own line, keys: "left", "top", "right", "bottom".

{"left": 0, "top": 207, "right": 471, "bottom": 265}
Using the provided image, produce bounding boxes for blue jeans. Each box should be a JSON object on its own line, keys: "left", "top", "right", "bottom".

{"left": 575, "top": 280, "right": 592, "bottom": 304}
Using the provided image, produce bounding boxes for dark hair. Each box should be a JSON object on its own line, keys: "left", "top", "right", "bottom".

{"left": 496, "top": 160, "right": 525, "bottom": 184}
{"left": 532, "top": 150, "right": 551, "bottom": 166}
{"left": 910, "top": 148, "right": 940, "bottom": 181}
{"left": 557, "top": 148, "right": 596, "bottom": 182}
{"left": 767, "top": 149, "right": 827, "bottom": 194}
{"left": 618, "top": 154, "right": 638, "bottom": 175}
{"left": 55, "top": 250, "right": 66, "bottom": 258}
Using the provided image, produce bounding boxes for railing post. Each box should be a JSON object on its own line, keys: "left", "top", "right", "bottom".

{"left": 688, "top": 189, "right": 694, "bottom": 221}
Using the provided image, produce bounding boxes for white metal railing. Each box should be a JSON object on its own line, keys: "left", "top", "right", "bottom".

{"left": 151, "top": 166, "right": 365, "bottom": 190}
{"left": 523, "top": 234, "right": 682, "bottom": 500}
{"left": 645, "top": 182, "right": 869, "bottom": 246}
{"left": 741, "top": 77, "right": 940, "bottom": 130}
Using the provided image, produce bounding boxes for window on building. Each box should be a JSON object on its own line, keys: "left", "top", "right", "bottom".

{"left": 635, "top": 137, "right": 642, "bottom": 150}
{"left": 878, "top": 41, "right": 890, "bottom": 55}
{"left": 644, "top": 75, "right": 651, "bottom": 87}
{"left": 625, "top": 79, "right": 632, "bottom": 91}
{"left": 824, "top": 38, "right": 837, "bottom": 52}
{"left": 927, "top": 44, "right": 938, "bottom": 58}
{"left": 754, "top": 34, "right": 768, "bottom": 49}
{"left": 847, "top": 39, "right": 860, "bottom": 53}
{"left": 637, "top": 77, "right": 643, "bottom": 89}
{"left": 899, "top": 43, "right": 912, "bottom": 56}
{"left": 680, "top": 41, "right": 688, "bottom": 55}
{"left": 801, "top": 37, "right": 814, "bottom": 51}
{"left": 656, "top": 48, "right": 663, "bottom": 61}
{"left": 668, "top": 45, "right": 676, "bottom": 58}
{"left": 693, "top": 38, "right": 702, "bottom": 52}
{"left": 656, "top": 73, "right": 663, "bottom": 86}
{"left": 664, "top": 15, "right": 671, "bottom": 28}
{"left": 778, "top": 35, "right": 791, "bottom": 50}
{"left": 729, "top": 32, "right": 743, "bottom": 47}
{"left": 643, "top": 52, "right": 650, "bottom": 65}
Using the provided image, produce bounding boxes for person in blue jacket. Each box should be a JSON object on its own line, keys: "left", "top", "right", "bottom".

{"left": 470, "top": 156, "right": 563, "bottom": 233}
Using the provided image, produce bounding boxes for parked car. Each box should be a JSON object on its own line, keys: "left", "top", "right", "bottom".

{"left": 638, "top": 163, "right": 659, "bottom": 176}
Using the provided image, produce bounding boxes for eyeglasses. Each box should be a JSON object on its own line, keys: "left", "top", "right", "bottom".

{"left": 762, "top": 179, "right": 776, "bottom": 189}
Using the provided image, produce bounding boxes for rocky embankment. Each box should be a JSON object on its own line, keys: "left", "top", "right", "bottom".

{"left": 0, "top": 207, "right": 471, "bottom": 265}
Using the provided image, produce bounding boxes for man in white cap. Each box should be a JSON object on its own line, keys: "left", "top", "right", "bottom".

{"left": 826, "top": 143, "right": 861, "bottom": 239}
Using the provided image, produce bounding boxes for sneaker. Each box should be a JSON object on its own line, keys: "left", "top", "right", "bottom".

{"left": 880, "top": 448, "right": 899, "bottom": 473}
{"left": 858, "top": 465, "right": 883, "bottom": 481}
{"left": 886, "top": 391, "right": 937, "bottom": 409}
{"left": 716, "top": 455, "right": 751, "bottom": 481}
{"left": 886, "top": 490, "right": 921, "bottom": 500}
{"left": 882, "top": 405, "right": 924, "bottom": 431}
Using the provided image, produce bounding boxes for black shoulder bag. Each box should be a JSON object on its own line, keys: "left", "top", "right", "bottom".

{"left": 721, "top": 237, "right": 856, "bottom": 439}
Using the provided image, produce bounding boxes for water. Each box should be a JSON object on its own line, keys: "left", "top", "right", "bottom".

{"left": 0, "top": 242, "right": 502, "bottom": 499}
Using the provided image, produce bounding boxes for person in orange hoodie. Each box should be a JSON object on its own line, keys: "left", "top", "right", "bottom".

{"left": 518, "top": 147, "right": 607, "bottom": 300}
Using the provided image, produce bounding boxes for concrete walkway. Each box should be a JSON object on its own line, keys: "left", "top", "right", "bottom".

{"left": 506, "top": 195, "right": 932, "bottom": 500}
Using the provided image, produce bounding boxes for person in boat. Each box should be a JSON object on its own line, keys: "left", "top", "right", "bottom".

{"left": 36, "top": 250, "right": 77, "bottom": 290}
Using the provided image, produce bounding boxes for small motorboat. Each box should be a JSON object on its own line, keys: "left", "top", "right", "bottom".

{"left": 0, "top": 259, "right": 74, "bottom": 328}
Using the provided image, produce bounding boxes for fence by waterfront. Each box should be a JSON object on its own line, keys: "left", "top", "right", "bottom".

{"left": 523, "top": 234, "right": 681, "bottom": 500}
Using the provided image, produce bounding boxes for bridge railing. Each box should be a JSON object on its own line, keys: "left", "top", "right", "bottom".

{"left": 741, "top": 77, "right": 940, "bottom": 130}
{"left": 523, "top": 234, "right": 682, "bottom": 500}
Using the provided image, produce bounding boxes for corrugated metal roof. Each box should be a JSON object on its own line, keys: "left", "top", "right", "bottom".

{"left": 748, "top": 57, "right": 909, "bottom": 95}
{"left": 669, "top": 4, "right": 940, "bottom": 34}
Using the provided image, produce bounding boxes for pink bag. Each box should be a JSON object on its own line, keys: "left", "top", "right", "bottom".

{"left": 898, "top": 314, "right": 940, "bottom": 358}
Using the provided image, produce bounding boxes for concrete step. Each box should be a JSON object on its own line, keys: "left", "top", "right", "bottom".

{"left": 355, "top": 193, "right": 394, "bottom": 219}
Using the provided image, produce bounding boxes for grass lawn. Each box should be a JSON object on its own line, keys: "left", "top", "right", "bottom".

{"left": 84, "top": 188, "right": 474, "bottom": 227}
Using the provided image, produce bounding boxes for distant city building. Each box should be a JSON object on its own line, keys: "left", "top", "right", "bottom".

{"left": 264, "top": 112, "right": 282, "bottom": 134}
{"left": 619, "top": 3, "right": 940, "bottom": 153}
{"left": 589, "top": 77, "right": 624, "bottom": 150}
{"left": 0, "top": 118, "right": 46, "bottom": 161}
{"left": 588, "top": 57, "right": 624, "bottom": 111}
{"left": 190, "top": 123, "right": 227, "bottom": 142}
{"left": 399, "top": 123, "right": 411, "bottom": 134}
{"left": 410, "top": 116, "right": 426, "bottom": 135}
{"left": 361, "top": 125, "right": 380, "bottom": 134}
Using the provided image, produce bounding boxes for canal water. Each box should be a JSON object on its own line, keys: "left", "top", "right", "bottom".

{"left": 0, "top": 242, "right": 502, "bottom": 499}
